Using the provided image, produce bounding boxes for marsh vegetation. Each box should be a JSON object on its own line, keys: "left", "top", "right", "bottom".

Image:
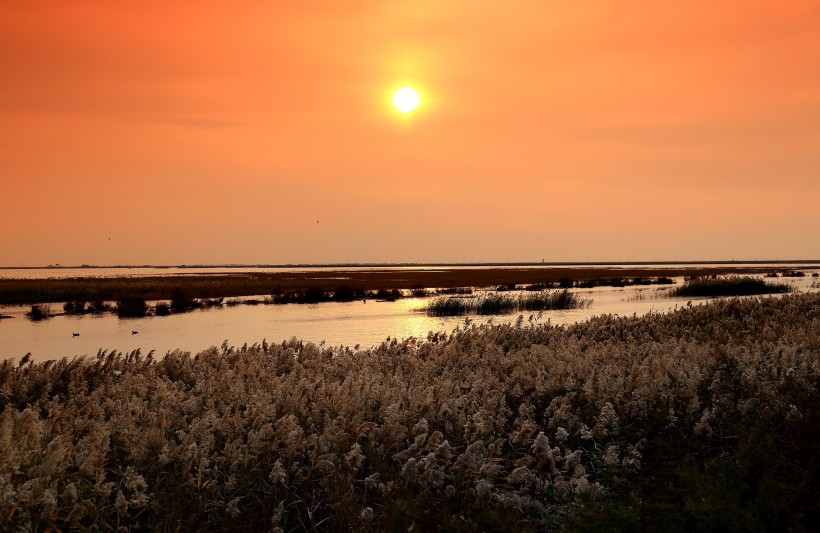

{"left": 2, "top": 294, "right": 817, "bottom": 531}
{"left": 670, "top": 276, "right": 791, "bottom": 297}
{"left": 426, "top": 289, "right": 590, "bottom": 316}
{"left": 24, "top": 304, "right": 52, "bottom": 321}
{"left": 0, "top": 265, "right": 797, "bottom": 306}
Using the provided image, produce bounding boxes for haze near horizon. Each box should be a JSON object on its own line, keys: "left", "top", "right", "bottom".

{"left": 2, "top": 1, "right": 819, "bottom": 267}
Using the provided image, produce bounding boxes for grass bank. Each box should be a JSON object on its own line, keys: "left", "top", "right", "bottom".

{"left": 2, "top": 293, "right": 818, "bottom": 531}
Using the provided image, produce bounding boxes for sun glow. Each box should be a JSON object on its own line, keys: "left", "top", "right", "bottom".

{"left": 392, "top": 87, "right": 420, "bottom": 113}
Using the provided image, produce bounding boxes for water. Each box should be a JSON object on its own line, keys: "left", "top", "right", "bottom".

{"left": 2, "top": 266, "right": 817, "bottom": 363}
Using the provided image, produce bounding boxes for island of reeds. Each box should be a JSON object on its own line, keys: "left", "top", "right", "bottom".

{"left": 426, "top": 289, "right": 590, "bottom": 316}
{"left": 1, "top": 293, "right": 818, "bottom": 531}
{"left": 670, "top": 275, "right": 791, "bottom": 297}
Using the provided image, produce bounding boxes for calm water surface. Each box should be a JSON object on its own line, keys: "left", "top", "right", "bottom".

{"left": 2, "top": 266, "right": 817, "bottom": 363}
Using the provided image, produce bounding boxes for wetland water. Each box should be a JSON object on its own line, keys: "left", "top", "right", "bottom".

{"left": 1, "top": 265, "right": 817, "bottom": 363}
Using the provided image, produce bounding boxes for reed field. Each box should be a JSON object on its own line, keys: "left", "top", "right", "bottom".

{"left": 1, "top": 294, "right": 818, "bottom": 531}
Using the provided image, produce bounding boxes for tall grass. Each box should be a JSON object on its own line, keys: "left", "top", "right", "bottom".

{"left": 25, "top": 304, "right": 52, "bottom": 321}
{"left": 115, "top": 297, "right": 148, "bottom": 318}
{"left": 88, "top": 300, "right": 112, "bottom": 314}
{"left": 426, "top": 289, "right": 590, "bottom": 316}
{"left": 570, "top": 276, "right": 676, "bottom": 288}
{"left": 62, "top": 301, "right": 86, "bottom": 315}
{"left": 435, "top": 287, "right": 473, "bottom": 295}
{"left": 519, "top": 289, "right": 588, "bottom": 311}
{"left": 781, "top": 270, "right": 806, "bottom": 277}
{"left": 670, "top": 276, "right": 791, "bottom": 297}
{"left": 0, "top": 294, "right": 817, "bottom": 530}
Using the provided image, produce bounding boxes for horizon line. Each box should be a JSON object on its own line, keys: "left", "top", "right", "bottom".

{"left": 2, "top": 259, "right": 820, "bottom": 269}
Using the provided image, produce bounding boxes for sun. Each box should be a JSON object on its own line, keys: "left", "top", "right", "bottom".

{"left": 392, "top": 87, "right": 420, "bottom": 113}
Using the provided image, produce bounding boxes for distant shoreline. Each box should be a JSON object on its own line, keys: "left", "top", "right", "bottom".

{"left": 1, "top": 264, "right": 817, "bottom": 305}
{"left": 2, "top": 259, "right": 820, "bottom": 270}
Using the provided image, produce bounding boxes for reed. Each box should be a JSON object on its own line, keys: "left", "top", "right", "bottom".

{"left": 670, "top": 276, "right": 790, "bottom": 297}
{"left": 426, "top": 290, "right": 589, "bottom": 316}
{"left": 62, "top": 301, "right": 87, "bottom": 315}
{"left": 0, "top": 293, "right": 816, "bottom": 531}
{"left": 476, "top": 293, "right": 517, "bottom": 314}
{"left": 519, "top": 289, "right": 590, "bottom": 311}
{"left": 271, "top": 287, "right": 330, "bottom": 304}
{"left": 425, "top": 297, "right": 471, "bottom": 316}
{"left": 115, "top": 297, "right": 148, "bottom": 318}
{"left": 371, "top": 288, "right": 403, "bottom": 301}
{"left": 331, "top": 285, "right": 365, "bottom": 302}
{"left": 170, "top": 291, "right": 200, "bottom": 311}
{"left": 435, "top": 287, "right": 473, "bottom": 295}
{"left": 409, "top": 287, "right": 430, "bottom": 297}
{"left": 523, "top": 283, "right": 553, "bottom": 291}
{"left": 87, "top": 300, "right": 112, "bottom": 314}
{"left": 571, "top": 276, "right": 675, "bottom": 289}
{"left": 25, "top": 304, "right": 52, "bottom": 320}
{"left": 781, "top": 270, "right": 806, "bottom": 277}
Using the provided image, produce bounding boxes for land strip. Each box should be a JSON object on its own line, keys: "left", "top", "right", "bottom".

{"left": 0, "top": 265, "right": 814, "bottom": 304}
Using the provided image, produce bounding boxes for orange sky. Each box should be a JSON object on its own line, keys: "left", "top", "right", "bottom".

{"left": 2, "top": 1, "right": 819, "bottom": 266}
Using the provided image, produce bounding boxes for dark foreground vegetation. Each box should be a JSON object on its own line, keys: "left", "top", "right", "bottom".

{"left": 0, "top": 265, "right": 804, "bottom": 305}
{"left": 2, "top": 294, "right": 818, "bottom": 531}
{"left": 426, "top": 289, "right": 590, "bottom": 316}
{"left": 671, "top": 276, "right": 791, "bottom": 297}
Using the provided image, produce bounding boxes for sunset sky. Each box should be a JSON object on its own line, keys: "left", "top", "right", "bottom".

{"left": 2, "top": 1, "right": 819, "bottom": 266}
